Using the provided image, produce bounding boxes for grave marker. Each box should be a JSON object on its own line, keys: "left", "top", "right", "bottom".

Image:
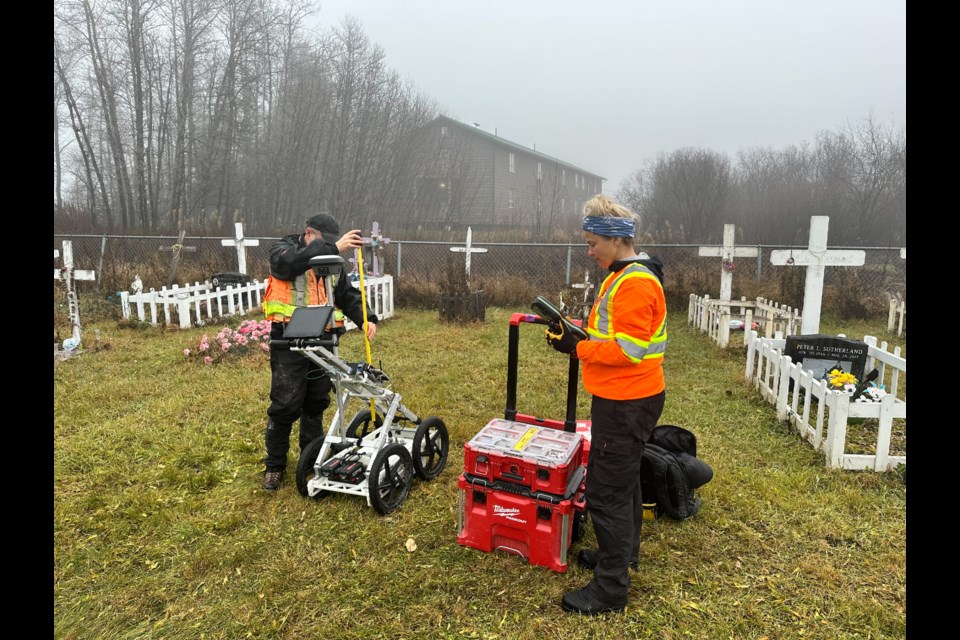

{"left": 784, "top": 334, "right": 869, "bottom": 383}
{"left": 769, "top": 216, "right": 865, "bottom": 334}
{"left": 570, "top": 271, "right": 595, "bottom": 320}
{"left": 698, "top": 224, "right": 759, "bottom": 301}
{"left": 356, "top": 221, "right": 391, "bottom": 277}
{"left": 221, "top": 222, "right": 259, "bottom": 275}
{"left": 54, "top": 240, "right": 96, "bottom": 345}
{"left": 159, "top": 230, "right": 197, "bottom": 286}
{"left": 450, "top": 226, "right": 487, "bottom": 287}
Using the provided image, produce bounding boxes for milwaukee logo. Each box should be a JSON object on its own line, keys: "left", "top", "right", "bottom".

{"left": 494, "top": 505, "right": 520, "bottom": 515}
{"left": 494, "top": 505, "right": 526, "bottom": 524}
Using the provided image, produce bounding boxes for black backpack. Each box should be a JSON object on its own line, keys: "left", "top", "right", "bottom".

{"left": 640, "top": 425, "right": 713, "bottom": 521}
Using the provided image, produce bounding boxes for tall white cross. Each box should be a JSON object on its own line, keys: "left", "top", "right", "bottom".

{"left": 450, "top": 226, "right": 487, "bottom": 286}
{"left": 770, "top": 216, "right": 865, "bottom": 334}
{"left": 54, "top": 240, "right": 97, "bottom": 344}
{"left": 698, "top": 224, "right": 758, "bottom": 302}
{"left": 221, "top": 222, "right": 259, "bottom": 274}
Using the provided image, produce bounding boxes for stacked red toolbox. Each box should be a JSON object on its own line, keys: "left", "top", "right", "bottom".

{"left": 463, "top": 419, "right": 584, "bottom": 494}
{"left": 456, "top": 312, "right": 590, "bottom": 572}
{"left": 457, "top": 472, "right": 585, "bottom": 573}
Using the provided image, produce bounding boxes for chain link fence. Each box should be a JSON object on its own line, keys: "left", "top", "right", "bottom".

{"left": 54, "top": 233, "right": 907, "bottom": 328}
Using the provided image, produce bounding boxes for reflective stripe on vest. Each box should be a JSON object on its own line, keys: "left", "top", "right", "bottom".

{"left": 262, "top": 271, "right": 331, "bottom": 322}
{"left": 586, "top": 263, "right": 667, "bottom": 363}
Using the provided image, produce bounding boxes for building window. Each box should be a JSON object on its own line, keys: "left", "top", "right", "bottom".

{"left": 440, "top": 125, "right": 447, "bottom": 136}
{"left": 562, "top": 169, "right": 566, "bottom": 186}
{"left": 509, "top": 153, "right": 516, "bottom": 173}
{"left": 537, "top": 162, "right": 542, "bottom": 180}
{"left": 561, "top": 197, "right": 565, "bottom": 212}
{"left": 509, "top": 188, "right": 514, "bottom": 208}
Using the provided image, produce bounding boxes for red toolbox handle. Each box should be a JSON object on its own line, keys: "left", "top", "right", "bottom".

{"left": 506, "top": 313, "right": 582, "bottom": 433}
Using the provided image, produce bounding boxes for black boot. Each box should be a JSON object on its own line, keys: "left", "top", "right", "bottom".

{"left": 561, "top": 583, "right": 627, "bottom": 615}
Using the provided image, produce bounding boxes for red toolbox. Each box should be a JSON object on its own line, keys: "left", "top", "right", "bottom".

{"left": 456, "top": 310, "right": 594, "bottom": 572}
{"left": 463, "top": 418, "right": 584, "bottom": 495}
{"left": 457, "top": 472, "right": 586, "bottom": 572}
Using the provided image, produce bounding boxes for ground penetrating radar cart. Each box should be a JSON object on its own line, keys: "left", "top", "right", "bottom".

{"left": 270, "top": 255, "right": 449, "bottom": 515}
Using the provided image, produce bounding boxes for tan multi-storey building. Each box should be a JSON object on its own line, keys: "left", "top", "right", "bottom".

{"left": 405, "top": 115, "right": 605, "bottom": 238}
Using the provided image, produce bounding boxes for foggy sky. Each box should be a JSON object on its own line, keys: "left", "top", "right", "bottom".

{"left": 311, "top": 0, "right": 906, "bottom": 194}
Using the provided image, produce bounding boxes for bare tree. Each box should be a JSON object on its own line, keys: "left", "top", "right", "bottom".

{"left": 645, "top": 148, "right": 732, "bottom": 243}
{"left": 814, "top": 116, "right": 905, "bottom": 245}
{"left": 55, "top": 33, "right": 114, "bottom": 229}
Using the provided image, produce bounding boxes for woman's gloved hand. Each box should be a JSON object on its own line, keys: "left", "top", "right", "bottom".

{"left": 545, "top": 324, "right": 583, "bottom": 356}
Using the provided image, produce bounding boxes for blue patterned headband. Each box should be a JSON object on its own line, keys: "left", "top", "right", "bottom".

{"left": 582, "top": 215, "right": 636, "bottom": 238}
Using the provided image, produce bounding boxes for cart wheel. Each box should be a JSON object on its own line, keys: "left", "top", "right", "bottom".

{"left": 412, "top": 417, "right": 449, "bottom": 481}
{"left": 368, "top": 443, "right": 413, "bottom": 515}
{"left": 295, "top": 436, "right": 329, "bottom": 501}
{"left": 346, "top": 409, "right": 384, "bottom": 440}
{"left": 571, "top": 510, "right": 588, "bottom": 543}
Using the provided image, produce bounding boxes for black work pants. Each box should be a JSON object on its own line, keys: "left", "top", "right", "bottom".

{"left": 264, "top": 344, "right": 332, "bottom": 472}
{"left": 585, "top": 391, "right": 665, "bottom": 601}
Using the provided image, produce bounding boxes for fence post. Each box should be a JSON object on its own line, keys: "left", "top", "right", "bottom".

{"left": 720, "top": 307, "right": 730, "bottom": 348}
{"left": 874, "top": 394, "right": 895, "bottom": 471}
{"left": 756, "top": 246, "right": 763, "bottom": 287}
{"left": 824, "top": 392, "right": 848, "bottom": 468}
{"left": 396, "top": 242, "right": 402, "bottom": 279}
{"left": 565, "top": 245, "right": 573, "bottom": 286}
{"left": 776, "top": 354, "right": 792, "bottom": 421}
{"left": 97, "top": 235, "right": 107, "bottom": 293}
{"left": 745, "top": 330, "right": 757, "bottom": 382}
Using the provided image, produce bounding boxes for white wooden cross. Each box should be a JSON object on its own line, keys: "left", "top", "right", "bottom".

{"left": 698, "top": 224, "right": 758, "bottom": 302}
{"left": 770, "top": 216, "right": 865, "bottom": 334}
{"left": 569, "top": 271, "right": 595, "bottom": 321}
{"left": 54, "top": 240, "right": 96, "bottom": 344}
{"left": 450, "top": 226, "right": 487, "bottom": 286}
{"left": 159, "top": 229, "right": 197, "bottom": 286}
{"left": 572, "top": 271, "right": 594, "bottom": 302}
{"left": 221, "top": 222, "right": 259, "bottom": 275}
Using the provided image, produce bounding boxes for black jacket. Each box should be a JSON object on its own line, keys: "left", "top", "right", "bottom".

{"left": 268, "top": 233, "right": 378, "bottom": 332}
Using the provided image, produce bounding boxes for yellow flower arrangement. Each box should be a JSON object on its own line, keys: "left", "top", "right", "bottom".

{"left": 827, "top": 368, "right": 858, "bottom": 392}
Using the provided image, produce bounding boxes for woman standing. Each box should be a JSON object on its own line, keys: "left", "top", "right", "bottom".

{"left": 546, "top": 194, "right": 667, "bottom": 615}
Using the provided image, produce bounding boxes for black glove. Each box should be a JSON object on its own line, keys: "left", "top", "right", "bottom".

{"left": 546, "top": 323, "right": 583, "bottom": 356}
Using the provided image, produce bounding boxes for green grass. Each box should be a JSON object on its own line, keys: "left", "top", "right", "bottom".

{"left": 54, "top": 308, "right": 906, "bottom": 640}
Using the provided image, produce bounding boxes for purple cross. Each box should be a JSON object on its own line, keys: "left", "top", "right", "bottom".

{"left": 353, "top": 221, "right": 391, "bottom": 277}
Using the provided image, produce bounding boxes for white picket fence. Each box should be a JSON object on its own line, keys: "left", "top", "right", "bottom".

{"left": 121, "top": 275, "right": 395, "bottom": 329}
{"left": 745, "top": 331, "right": 906, "bottom": 472}
{"left": 886, "top": 295, "right": 906, "bottom": 337}
{"left": 688, "top": 295, "right": 802, "bottom": 348}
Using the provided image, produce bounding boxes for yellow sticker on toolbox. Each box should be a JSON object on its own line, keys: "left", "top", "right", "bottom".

{"left": 513, "top": 427, "right": 539, "bottom": 451}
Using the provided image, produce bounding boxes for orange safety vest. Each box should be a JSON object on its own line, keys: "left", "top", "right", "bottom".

{"left": 577, "top": 262, "right": 667, "bottom": 401}
{"left": 262, "top": 270, "right": 342, "bottom": 324}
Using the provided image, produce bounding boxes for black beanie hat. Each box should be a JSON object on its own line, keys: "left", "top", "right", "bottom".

{"left": 305, "top": 212, "right": 340, "bottom": 236}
